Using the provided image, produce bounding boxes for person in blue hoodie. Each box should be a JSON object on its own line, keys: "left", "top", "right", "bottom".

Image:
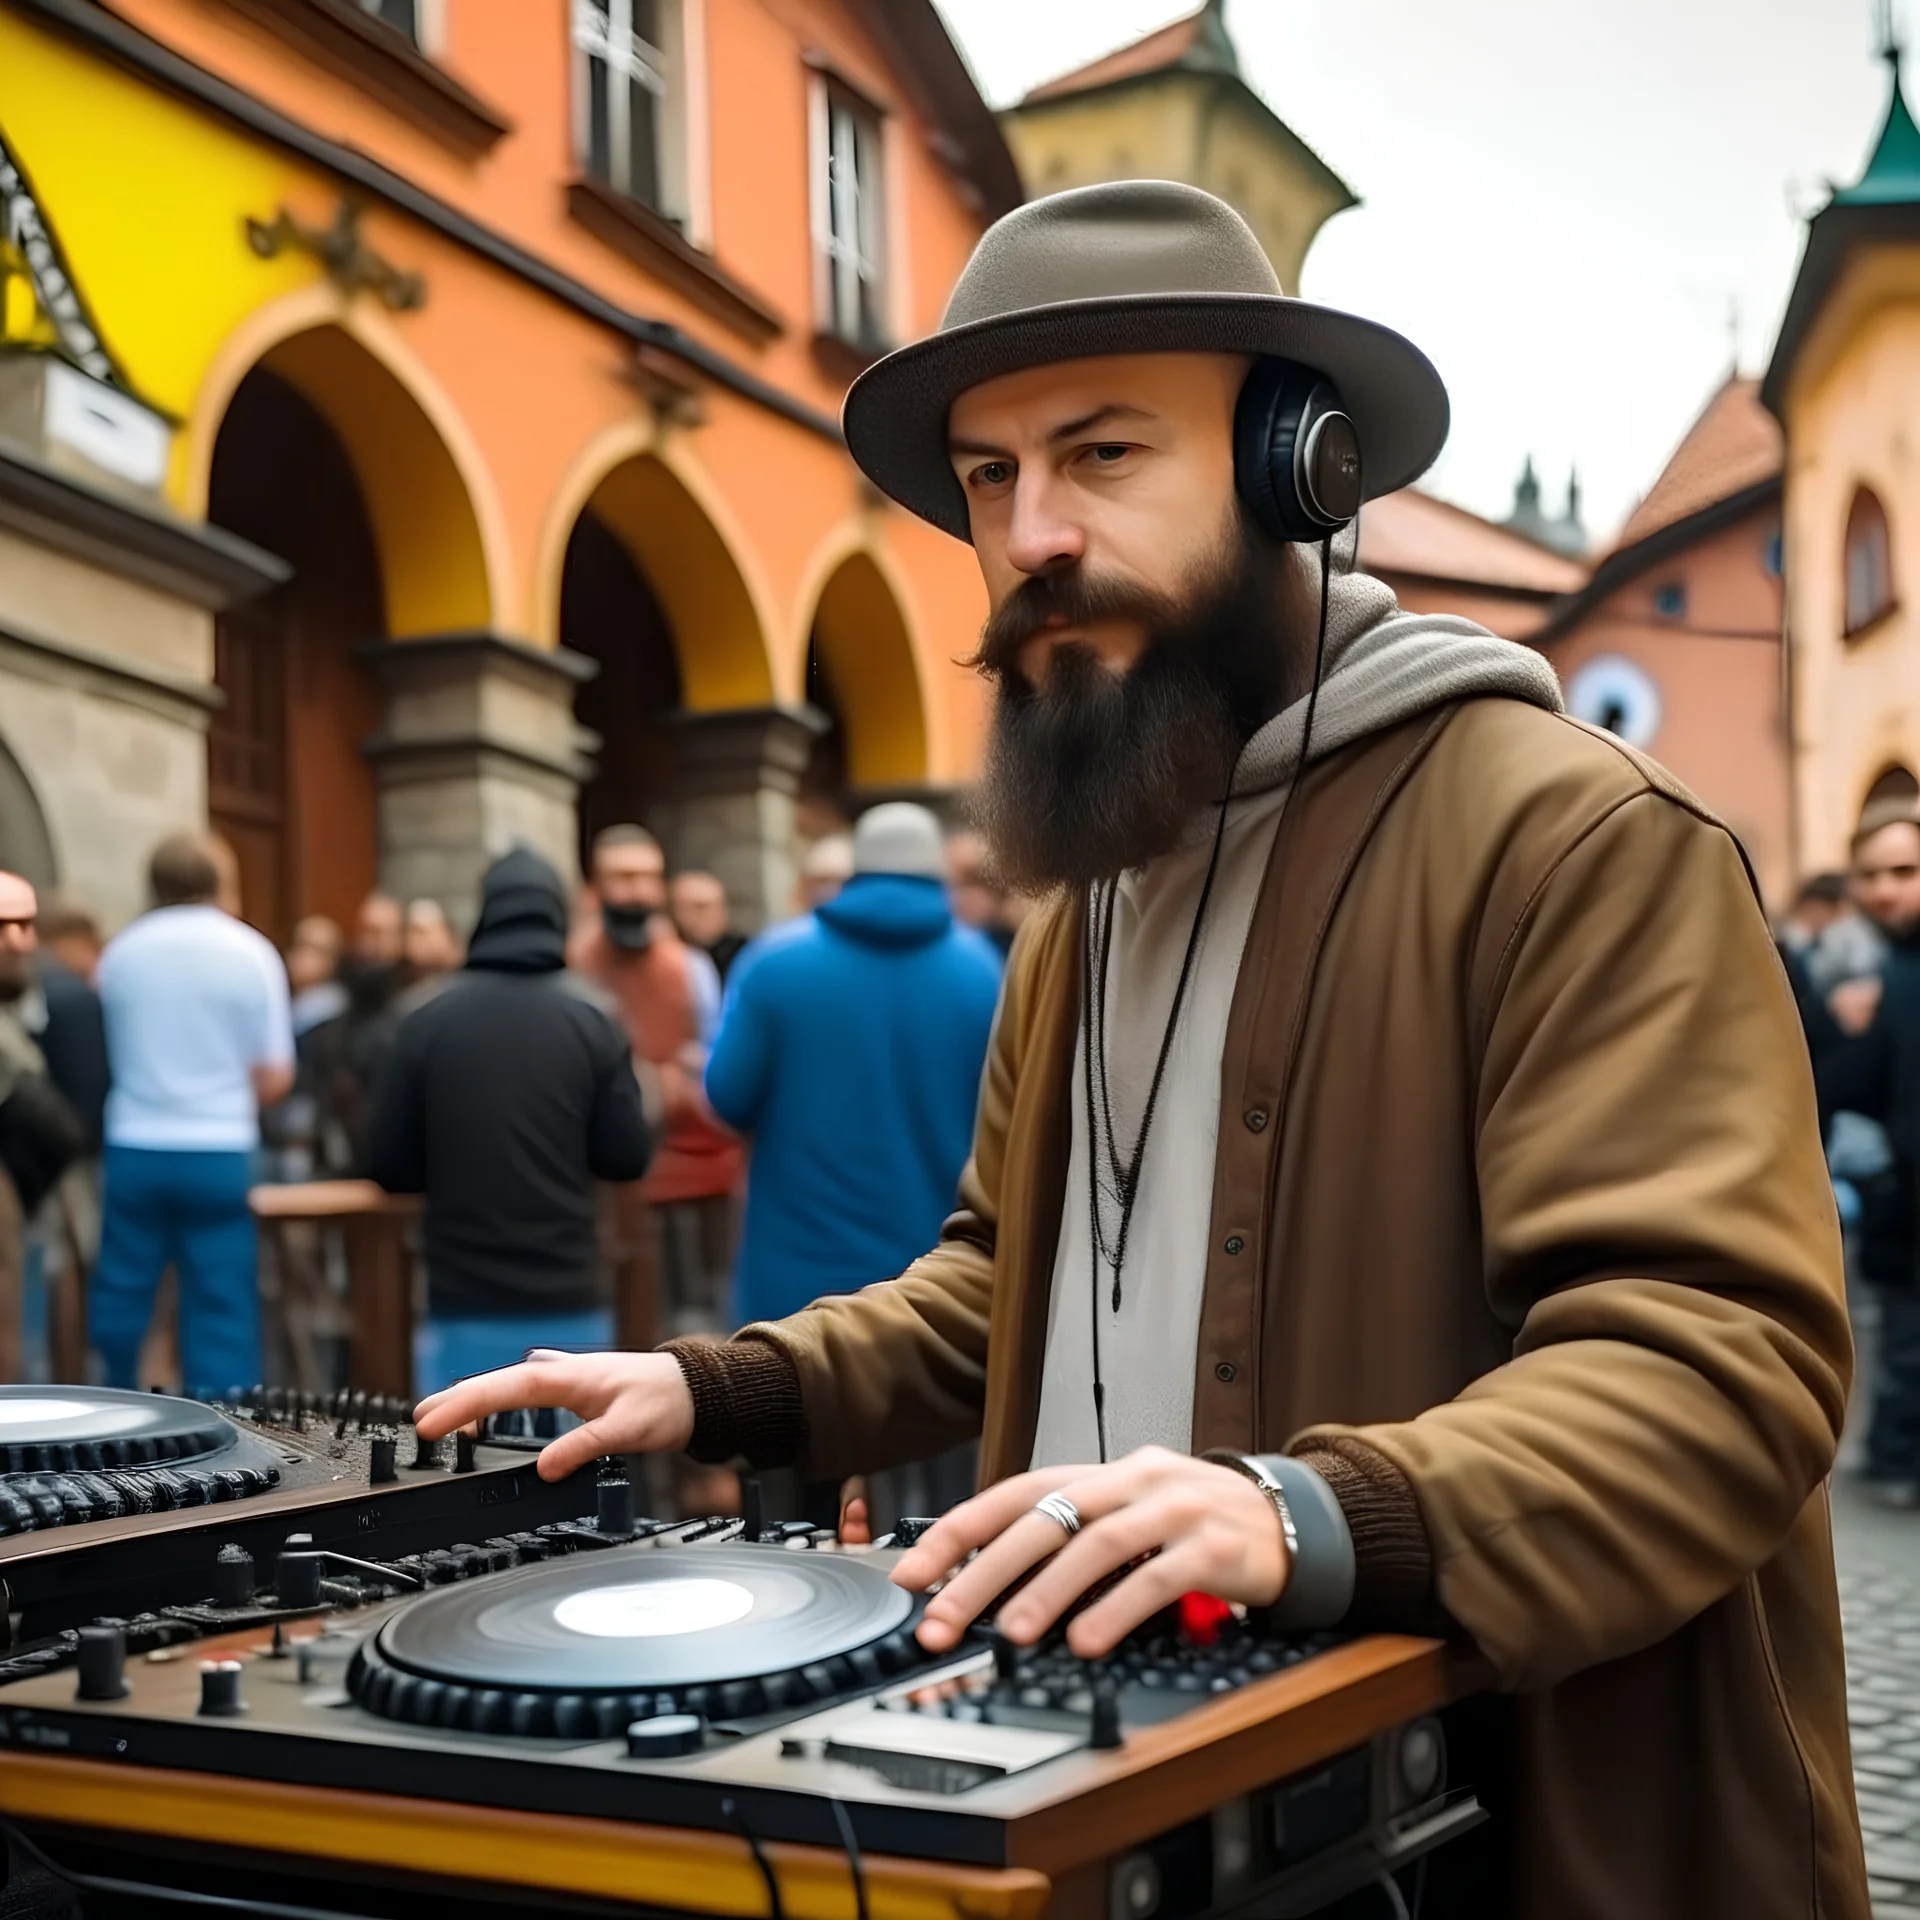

{"left": 706, "top": 803, "right": 1003, "bottom": 1332}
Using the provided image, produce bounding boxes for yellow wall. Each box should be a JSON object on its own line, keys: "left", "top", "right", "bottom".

{"left": 1780, "top": 244, "right": 1920, "bottom": 868}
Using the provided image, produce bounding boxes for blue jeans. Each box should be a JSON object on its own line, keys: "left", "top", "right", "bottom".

{"left": 413, "top": 1308, "right": 614, "bottom": 1399}
{"left": 91, "top": 1145, "right": 260, "bottom": 1395}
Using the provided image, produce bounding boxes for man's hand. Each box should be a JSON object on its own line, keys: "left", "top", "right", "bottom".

{"left": 1830, "top": 975, "right": 1884, "bottom": 1035}
{"left": 890, "top": 1447, "right": 1291, "bottom": 1661}
{"left": 413, "top": 1350, "right": 694, "bottom": 1482}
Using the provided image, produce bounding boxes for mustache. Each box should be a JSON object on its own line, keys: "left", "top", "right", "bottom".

{"left": 966, "top": 568, "right": 1186, "bottom": 680}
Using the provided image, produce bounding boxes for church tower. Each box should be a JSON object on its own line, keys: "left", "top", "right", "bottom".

{"left": 1764, "top": 20, "right": 1920, "bottom": 868}
{"left": 997, "top": 0, "right": 1355, "bottom": 294}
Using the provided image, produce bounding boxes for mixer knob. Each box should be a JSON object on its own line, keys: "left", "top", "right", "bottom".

{"left": 76, "top": 1625, "right": 131, "bottom": 1701}
{"left": 212, "top": 1544, "right": 255, "bottom": 1609}
{"left": 626, "top": 1713, "right": 703, "bottom": 1758}
{"left": 198, "top": 1659, "right": 246, "bottom": 1717}
{"left": 453, "top": 1431, "right": 477, "bottom": 1474}
{"left": 276, "top": 1552, "right": 324, "bottom": 1609}
{"left": 595, "top": 1474, "right": 635, "bottom": 1537}
{"left": 368, "top": 1435, "right": 397, "bottom": 1485}
{"left": 409, "top": 1430, "right": 442, "bottom": 1471}
{"left": 1089, "top": 1676, "right": 1124, "bottom": 1750}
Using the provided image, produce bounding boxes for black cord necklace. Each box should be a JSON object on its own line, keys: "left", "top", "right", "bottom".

{"left": 1082, "top": 534, "right": 1336, "bottom": 1463}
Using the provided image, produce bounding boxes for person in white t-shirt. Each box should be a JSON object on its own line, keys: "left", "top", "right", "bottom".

{"left": 92, "top": 835, "right": 294, "bottom": 1393}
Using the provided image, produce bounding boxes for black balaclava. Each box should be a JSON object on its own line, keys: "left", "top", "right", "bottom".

{"left": 465, "top": 847, "right": 569, "bottom": 974}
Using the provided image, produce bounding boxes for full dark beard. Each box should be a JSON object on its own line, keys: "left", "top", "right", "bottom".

{"left": 970, "top": 516, "right": 1302, "bottom": 892}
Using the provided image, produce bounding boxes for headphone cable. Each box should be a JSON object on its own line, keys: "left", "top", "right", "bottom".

{"left": 829, "top": 1795, "right": 872, "bottom": 1920}
{"left": 721, "top": 1795, "right": 785, "bottom": 1920}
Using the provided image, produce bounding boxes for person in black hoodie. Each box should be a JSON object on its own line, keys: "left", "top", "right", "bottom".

{"left": 367, "top": 847, "right": 653, "bottom": 1395}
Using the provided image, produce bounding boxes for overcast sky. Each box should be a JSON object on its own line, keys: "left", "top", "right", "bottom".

{"left": 931, "top": 0, "right": 1896, "bottom": 544}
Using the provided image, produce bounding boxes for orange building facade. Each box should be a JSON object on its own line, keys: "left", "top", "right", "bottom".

{"left": 0, "top": 0, "right": 1018, "bottom": 937}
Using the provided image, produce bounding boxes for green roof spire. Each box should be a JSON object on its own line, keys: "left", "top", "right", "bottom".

{"left": 1836, "top": 15, "right": 1920, "bottom": 206}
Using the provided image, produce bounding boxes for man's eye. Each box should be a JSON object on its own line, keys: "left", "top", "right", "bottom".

{"left": 1090, "top": 444, "right": 1130, "bottom": 463}
{"left": 970, "top": 461, "right": 1012, "bottom": 488}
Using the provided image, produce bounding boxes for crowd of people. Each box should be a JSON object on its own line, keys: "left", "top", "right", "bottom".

{"left": 0, "top": 808, "right": 1021, "bottom": 1435}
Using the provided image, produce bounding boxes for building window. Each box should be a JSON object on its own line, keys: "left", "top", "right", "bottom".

{"left": 1764, "top": 530, "right": 1784, "bottom": 578}
{"left": 1845, "top": 486, "right": 1895, "bottom": 636}
{"left": 573, "top": 0, "right": 688, "bottom": 223}
{"left": 359, "top": 0, "right": 420, "bottom": 42}
{"left": 811, "top": 81, "right": 887, "bottom": 352}
{"left": 1653, "top": 580, "right": 1687, "bottom": 619}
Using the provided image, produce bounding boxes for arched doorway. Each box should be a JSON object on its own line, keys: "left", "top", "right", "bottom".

{"left": 0, "top": 734, "right": 56, "bottom": 893}
{"left": 564, "top": 508, "right": 683, "bottom": 862}
{"left": 801, "top": 551, "right": 928, "bottom": 828}
{"left": 207, "top": 367, "right": 385, "bottom": 942}
{"left": 560, "top": 454, "right": 773, "bottom": 862}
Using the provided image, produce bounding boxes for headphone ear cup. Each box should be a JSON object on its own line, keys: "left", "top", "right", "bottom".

{"left": 1233, "top": 359, "right": 1362, "bottom": 543}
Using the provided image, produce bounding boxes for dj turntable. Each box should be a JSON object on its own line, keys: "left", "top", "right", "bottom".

{"left": 0, "top": 1382, "right": 597, "bottom": 1646}
{"left": 0, "top": 1480, "right": 1484, "bottom": 1920}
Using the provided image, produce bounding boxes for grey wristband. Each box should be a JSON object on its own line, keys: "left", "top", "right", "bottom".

{"left": 1233, "top": 1452, "right": 1356, "bottom": 1629}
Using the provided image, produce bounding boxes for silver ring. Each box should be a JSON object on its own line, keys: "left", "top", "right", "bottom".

{"left": 1031, "top": 1491, "right": 1082, "bottom": 1537}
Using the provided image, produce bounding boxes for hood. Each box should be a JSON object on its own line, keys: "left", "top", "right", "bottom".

{"left": 465, "top": 847, "right": 568, "bottom": 974}
{"left": 816, "top": 873, "right": 954, "bottom": 950}
{"left": 1229, "top": 561, "right": 1565, "bottom": 802}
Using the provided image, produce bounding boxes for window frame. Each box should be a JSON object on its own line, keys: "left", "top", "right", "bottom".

{"left": 571, "top": 0, "right": 693, "bottom": 229}
{"left": 808, "top": 69, "right": 890, "bottom": 358}
{"left": 1843, "top": 484, "right": 1897, "bottom": 639}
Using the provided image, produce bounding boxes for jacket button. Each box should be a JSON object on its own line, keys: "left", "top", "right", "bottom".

{"left": 1215, "top": 1362, "right": 1238, "bottom": 1384}
{"left": 1223, "top": 1234, "right": 1246, "bottom": 1256}
{"left": 1244, "top": 1108, "right": 1269, "bottom": 1133}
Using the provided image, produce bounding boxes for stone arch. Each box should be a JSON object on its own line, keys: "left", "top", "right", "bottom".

{"left": 541, "top": 428, "right": 778, "bottom": 712}
{"left": 0, "top": 732, "right": 57, "bottom": 893}
{"left": 184, "top": 291, "right": 501, "bottom": 637}
{"left": 804, "top": 549, "right": 929, "bottom": 791}
{"left": 1858, "top": 760, "right": 1919, "bottom": 823}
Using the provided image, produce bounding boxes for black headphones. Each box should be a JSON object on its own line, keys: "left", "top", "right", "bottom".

{"left": 1232, "top": 357, "right": 1365, "bottom": 544}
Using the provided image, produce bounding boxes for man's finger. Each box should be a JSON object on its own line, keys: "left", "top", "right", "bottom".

{"left": 889, "top": 1467, "right": 1069, "bottom": 1588}
{"left": 413, "top": 1361, "right": 584, "bottom": 1439}
{"left": 535, "top": 1416, "right": 618, "bottom": 1483}
{"left": 994, "top": 1498, "right": 1180, "bottom": 1644}
{"left": 1063, "top": 1547, "right": 1209, "bottom": 1660}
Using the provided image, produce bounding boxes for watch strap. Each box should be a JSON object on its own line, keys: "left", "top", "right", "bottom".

{"left": 1205, "top": 1449, "right": 1356, "bottom": 1630}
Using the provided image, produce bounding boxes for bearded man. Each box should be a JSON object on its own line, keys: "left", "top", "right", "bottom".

{"left": 418, "top": 184, "right": 1863, "bottom": 1918}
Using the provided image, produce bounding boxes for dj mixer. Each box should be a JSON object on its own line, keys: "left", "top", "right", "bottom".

{"left": 0, "top": 1387, "right": 1484, "bottom": 1919}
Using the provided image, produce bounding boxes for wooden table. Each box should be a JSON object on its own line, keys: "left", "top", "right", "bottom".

{"left": 249, "top": 1180, "right": 418, "bottom": 1397}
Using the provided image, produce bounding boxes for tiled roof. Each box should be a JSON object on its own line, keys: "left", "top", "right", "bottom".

{"left": 1612, "top": 376, "right": 1782, "bottom": 552}
{"left": 1022, "top": 8, "right": 1206, "bottom": 103}
{"left": 1359, "top": 487, "right": 1588, "bottom": 595}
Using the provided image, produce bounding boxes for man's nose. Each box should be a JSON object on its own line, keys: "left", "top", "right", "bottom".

{"left": 1003, "top": 474, "right": 1086, "bottom": 577}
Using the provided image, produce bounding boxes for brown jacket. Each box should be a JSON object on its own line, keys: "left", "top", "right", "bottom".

{"left": 676, "top": 699, "right": 1865, "bottom": 1918}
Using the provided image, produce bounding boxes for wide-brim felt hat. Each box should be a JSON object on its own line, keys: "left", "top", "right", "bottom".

{"left": 843, "top": 180, "right": 1450, "bottom": 542}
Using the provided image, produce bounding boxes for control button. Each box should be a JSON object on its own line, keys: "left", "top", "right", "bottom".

{"left": 76, "top": 1625, "right": 131, "bottom": 1702}
{"left": 275, "top": 1551, "right": 323, "bottom": 1608}
{"left": 596, "top": 1474, "right": 636, "bottom": 1537}
{"left": 198, "top": 1659, "right": 246, "bottom": 1717}
{"left": 1223, "top": 1235, "right": 1246, "bottom": 1256}
{"left": 453, "top": 1431, "right": 477, "bottom": 1474}
{"left": 212, "top": 1544, "right": 254, "bottom": 1609}
{"left": 1089, "top": 1676, "right": 1123, "bottom": 1750}
{"left": 625, "top": 1712, "right": 702, "bottom": 1758}
{"left": 1215, "top": 1362, "right": 1238, "bottom": 1384}
{"left": 369, "top": 1435, "right": 398, "bottom": 1484}
{"left": 409, "top": 1430, "right": 442, "bottom": 1471}
{"left": 1244, "top": 1108, "right": 1270, "bottom": 1133}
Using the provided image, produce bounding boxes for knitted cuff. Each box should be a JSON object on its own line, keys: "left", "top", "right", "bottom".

{"left": 659, "top": 1335, "right": 808, "bottom": 1469}
{"left": 1292, "top": 1436, "right": 1447, "bottom": 1634}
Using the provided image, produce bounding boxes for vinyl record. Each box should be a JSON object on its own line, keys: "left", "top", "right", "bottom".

{"left": 0, "top": 1386, "right": 235, "bottom": 1474}
{"left": 349, "top": 1543, "right": 931, "bottom": 1736}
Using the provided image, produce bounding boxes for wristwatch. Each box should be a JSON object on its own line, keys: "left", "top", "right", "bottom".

{"left": 1201, "top": 1448, "right": 1355, "bottom": 1630}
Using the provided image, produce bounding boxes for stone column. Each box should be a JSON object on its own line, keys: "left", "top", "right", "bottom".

{"left": 362, "top": 633, "right": 596, "bottom": 933}
{"left": 652, "top": 705, "right": 828, "bottom": 932}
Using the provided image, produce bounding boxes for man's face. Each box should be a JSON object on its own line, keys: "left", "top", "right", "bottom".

{"left": 669, "top": 873, "right": 728, "bottom": 947}
{"left": 0, "top": 873, "right": 37, "bottom": 1001}
{"left": 404, "top": 901, "right": 455, "bottom": 974}
{"left": 951, "top": 352, "right": 1250, "bottom": 688}
{"left": 353, "top": 896, "right": 404, "bottom": 965}
{"left": 948, "top": 351, "right": 1305, "bottom": 890}
{"left": 595, "top": 842, "right": 667, "bottom": 913}
{"left": 946, "top": 831, "right": 1002, "bottom": 929}
{"left": 1854, "top": 823, "right": 1920, "bottom": 936}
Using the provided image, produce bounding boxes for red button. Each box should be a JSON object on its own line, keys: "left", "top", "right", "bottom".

{"left": 1178, "top": 1591, "right": 1233, "bottom": 1646}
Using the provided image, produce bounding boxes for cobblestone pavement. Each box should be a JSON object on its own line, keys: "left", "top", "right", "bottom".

{"left": 1841, "top": 1558, "right": 1920, "bottom": 1918}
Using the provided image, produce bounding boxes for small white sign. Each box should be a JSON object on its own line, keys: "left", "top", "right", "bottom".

{"left": 43, "top": 359, "right": 171, "bottom": 490}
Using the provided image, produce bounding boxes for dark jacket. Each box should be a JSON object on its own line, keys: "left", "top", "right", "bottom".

{"left": 1814, "top": 925, "right": 1920, "bottom": 1289}
{"left": 34, "top": 957, "right": 108, "bottom": 1155}
{"left": 367, "top": 849, "right": 652, "bottom": 1316}
{"left": 705, "top": 873, "right": 1002, "bottom": 1326}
